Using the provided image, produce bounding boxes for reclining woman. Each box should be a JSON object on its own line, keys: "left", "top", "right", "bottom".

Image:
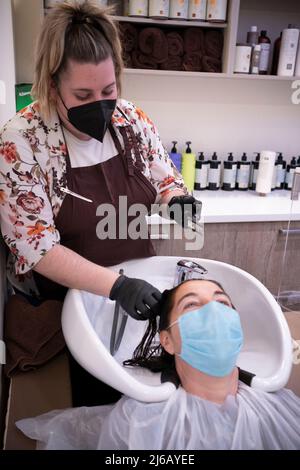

{"left": 17, "top": 279, "right": 300, "bottom": 450}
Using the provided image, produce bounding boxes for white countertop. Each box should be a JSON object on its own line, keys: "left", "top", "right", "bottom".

{"left": 147, "top": 190, "right": 300, "bottom": 224}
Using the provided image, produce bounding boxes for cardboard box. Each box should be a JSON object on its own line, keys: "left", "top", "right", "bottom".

{"left": 3, "top": 352, "right": 72, "bottom": 450}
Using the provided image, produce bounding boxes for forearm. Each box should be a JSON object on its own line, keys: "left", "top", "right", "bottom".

{"left": 34, "top": 244, "right": 119, "bottom": 297}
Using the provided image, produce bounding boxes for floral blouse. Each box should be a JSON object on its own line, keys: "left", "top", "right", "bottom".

{"left": 0, "top": 98, "right": 187, "bottom": 295}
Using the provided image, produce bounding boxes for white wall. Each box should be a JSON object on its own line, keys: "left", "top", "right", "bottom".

{"left": 0, "top": 0, "right": 16, "bottom": 127}
{"left": 122, "top": 72, "right": 300, "bottom": 162}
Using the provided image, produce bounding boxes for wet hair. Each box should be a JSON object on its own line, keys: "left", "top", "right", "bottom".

{"left": 31, "top": 0, "right": 123, "bottom": 119}
{"left": 123, "top": 279, "right": 230, "bottom": 374}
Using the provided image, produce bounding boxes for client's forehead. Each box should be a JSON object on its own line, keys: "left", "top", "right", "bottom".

{"left": 174, "top": 279, "right": 224, "bottom": 304}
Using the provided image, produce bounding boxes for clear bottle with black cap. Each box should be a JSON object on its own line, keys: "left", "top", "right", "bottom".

{"left": 222, "top": 153, "right": 237, "bottom": 191}
{"left": 285, "top": 157, "right": 297, "bottom": 190}
{"left": 250, "top": 153, "right": 260, "bottom": 190}
{"left": 194, "top": 152, "right": 209, "bottom": 191}
{"left": 275, "top": 153, "right": 286, "bottom": 190}
{"left": 169, "top": 141, "right": 182, "bottom": 172}
{"left": 207, "top": 152, "right": 221, "bottom": 191}
{"left": 236, "top": 152, "right": 251, "bottom": 191}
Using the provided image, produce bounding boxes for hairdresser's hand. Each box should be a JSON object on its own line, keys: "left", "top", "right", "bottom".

{"left": 109, "top": 275, "right": 162, "bottom": 320}
{"left": 168, "top": 195, "right": 202, "bottom": 228}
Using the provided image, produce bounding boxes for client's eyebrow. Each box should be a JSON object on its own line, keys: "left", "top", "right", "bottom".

{"left": 177, "top": 290, "right": 232, "bottom": 307}
{"left": 213, "top": 290, "right": 232, "bottom": 302}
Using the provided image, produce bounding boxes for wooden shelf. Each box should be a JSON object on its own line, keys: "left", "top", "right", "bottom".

{"left": 113, "top": 15, "right": 227, "bottom": 29}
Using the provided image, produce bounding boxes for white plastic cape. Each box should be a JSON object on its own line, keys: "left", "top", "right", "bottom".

{"left": 16, "top": 383, "right": 300, "bottom": 450}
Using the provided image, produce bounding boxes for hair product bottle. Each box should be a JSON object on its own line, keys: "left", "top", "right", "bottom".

{"left": 207, "top": 152, "right": 221, "bottom": 191}
{"left": 297, "top": 156, "right": 300, "bottom": 167}
{"left": 188, "top": 0, "right": 207, "bottom": 20}
{"left": 295, "top": 42, "right": 300, "bottom": 77}
{"left": 128, "top": 0, "right": 148, "bottom": 17}
{"left": 277, "top": 26, "right": 300, "bottom": 76}
{"left": 256, "top": 151, "right": 276, "bottom": 196}
{"left": 169, "top": 0, "right": 188, "bottom": 19}
{"left": 285, "top": 157, "right": 297, "bottom": 190}
{"left": 275, "top": 153, "right": 287, "bottom": 190}
{"left": 247, "top": 26, "right": 259, "bottom": 46}
{"left": 250, "top": 44, "right": 261, "bottom": 74}
{"left": 250, "top": 153, "right": 260, "bottom": 190}
{"left": 149, "top": 0, "right": 169, "bottom": 19}
{"left": 169, "top": 141, "right": 182, "bottom": 171}
{"left": 194, "top": 152, "right": 209, "bottom": 191}
{"left": 271, "top": 32, "right": 282, "bottom": 75}
{"left": 258, "top": 30, "right": 271, "bottom": 75}
{"left": 236, "top": 153, "right": 250, "bottom": 191}
{"left": 181, "top": 141, "right": 196, "bottom": 192}
{"left": 222, "top": 153, "right": 237, "bottom": 191}
{"left": 234, "top": 44, "right": 252, "bottom": 74}
{"left": 206, "top": 0, "right": 227, "bottom": 22}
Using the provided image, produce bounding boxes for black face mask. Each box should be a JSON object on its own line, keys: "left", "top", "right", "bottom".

{"left": 60, "top": 94, "right": 117, "bottom": 143}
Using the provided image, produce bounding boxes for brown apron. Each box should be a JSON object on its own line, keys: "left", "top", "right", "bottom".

{"left": 34, "top": 124, "right": 157, "bottom": 300}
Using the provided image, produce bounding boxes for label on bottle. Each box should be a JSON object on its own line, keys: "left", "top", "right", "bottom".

{"left": 271, "top": 166, "right": 277, "bottom": 188}
{"left": 286, "top": 169, "right": 295, "bottom": 188}
{"left": 252, "top": 168, "right": 258, "bottom": 184}
{"left": 276, "top": 166, "right": 286, "bottom": 187}
{"left": 259, "top": 43, "right": 271, "bottom": 72}
{"left": 236, "top": 165, "right": 250, "bottom": 188}
{"left": 195, "top": 166, "right": 208, "bottom": 188}
{"left": 208, "top": 168, "right": 221, "bottom": 185}
{"left": 223, "top": 168, "right": 237, "bottom": 186}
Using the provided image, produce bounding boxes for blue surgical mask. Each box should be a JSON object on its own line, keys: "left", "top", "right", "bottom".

{"left": 167, "top": 301, "right": 243, "bottom": 377}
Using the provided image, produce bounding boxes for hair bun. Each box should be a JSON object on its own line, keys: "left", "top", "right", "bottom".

{"left": 71, "top": 12, "right": 89, "bottom": 25}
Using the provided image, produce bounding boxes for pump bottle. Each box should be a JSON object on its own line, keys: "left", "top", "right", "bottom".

{"left": 236, "top": 153, "right": 250, "bottom": 190}
{"left": 169, "top": 141, "right": 182, "bottom": 172}
{"left": 222, "top": 153, "right": 237, "bottom": 191}
{"left": 181, "top": 141, "right": 196, "bottom": 193}
{"left": 194, "top": 152, "right": 209, "bottom": 191}
{"left": 208, "top": 152, "right": 221, "bottom": 191}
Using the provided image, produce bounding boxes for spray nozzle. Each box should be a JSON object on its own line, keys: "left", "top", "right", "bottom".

{"left": 185, "top": 141, "right": 192, "bottom": 154}
{"left": 171, "top": 141, "right": 178, "bottom": 153}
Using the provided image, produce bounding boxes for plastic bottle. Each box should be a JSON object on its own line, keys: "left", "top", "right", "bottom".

{"left": 271, "top": 32, "right": 282, "bottom": 75}
{"left": 258, "top": 30, "right": 271, "bottom": 75}
{"left": 236, "top": 153, "right": 250, "bottom": 191}
{"left": 181, "top": 141, "right": 196, "bottom": 193}
{"left": 297, "top": 156, "right": 300, "bottom": 167}
{"left": 207, "top": 152, "right": 221, "bottom": 191}
{"left": 277, "top": 26, "right": 300, "bottom": 77}
{"left": 169, "top": 141, "right": 182, "bottom": 172}
{"left": 250, "top": 153, "right": 260, "bottom": 190}
{"left": 222, "top": 153, "right": 237, "bottom": 191}
{"left": 250, "top": 44, "right": 261, "bottom": 74}
{"left": 285, "top": 157, "right": 297, "bottom": 190}
{"left": 275, "top": 153, "right": 286, "bottom": 190}
{"left": 194, "top": 152, "right": 209, "bottom": 191}
{"left": 247, "top": 26, "right": 259, "bottom": 46}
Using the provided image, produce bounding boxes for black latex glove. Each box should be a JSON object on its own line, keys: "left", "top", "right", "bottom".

{"left": 109, "top": 275, "right": 162, "bottom": 320}
{"left": 168, "top": 195, "right": 202, "bottom": 228}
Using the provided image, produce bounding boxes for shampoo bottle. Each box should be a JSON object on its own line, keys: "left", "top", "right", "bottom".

{"left": 207, "top": 152, "right": 221, "bottom": 190}
{"left": 169, "top": 141, "right": 182, "bottom": 172}
{"left": 194, "top": 152, "right": 209, "bottom": 191}
{"left": 277, "top": 25, "right": 300, "bottom": 77}
{"left": 285, "top": 157, "right": 297, "bottom": 190}
{"left": 275, "top": 153, "right": 286, "bottom": 190}
{"left": 236, "top": 152, "right": 250, "bottom": 190}
{"left": 258, "top": 30, "right": 271, "bottom": 75}
{"left": 222, "top": 153, "right": 237, "bottom": 191}
{"left": 181, "top": 141, "right": 196, "bottom": 193}
{"left": 250, "top": 153, "right": 260, "bottom": 190}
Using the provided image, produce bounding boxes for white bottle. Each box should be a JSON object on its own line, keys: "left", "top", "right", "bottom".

{"left": 251, "top": 44, "right": 261, "bottom": 74}
{"left": 206, "top": 0, "right": 227, "bottom": 22}
{"left": 295, "top": 37, "right": 300, "bottom": 76}
{"left": 188, "top": 0, "right": 207, "bottom": 21}
{"left": 256, "top": 151, "right": 276, "bottom": 196}
{"left": 149, "top": 0, "right": 169, "bottom": 18}
{"left": 129, "top": 0, "right": 148, "bottom": 17}
{"left": 169, "top": 0, "right": 188, "bottom": 20}
{"left": 277, "top": 27, "right": 300, "bottom": 77}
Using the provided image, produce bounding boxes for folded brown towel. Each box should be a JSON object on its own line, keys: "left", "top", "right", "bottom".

{"left": 132, "top": 50, "right": 159, "bottom": 69}
{"left": 202, "top": 55, "right": 222, "bottom": 73}
{"left": 166, "top": 32, "right": 184, "bottom": 57}
{"left": 184, "top": 28, "right": 204, "bottom": 54}
{"left": 183, "top": 52, "right": 203, "bottom": 72}
{"left": 119, "top": 22, "right": 138, "bottom": 53}
{"left": 4, "top": 294, "right": 65, "bottom": 377}
{"left": 160, "top": 56, "right": 183, "bottom": 71}
{"left": 123, "top": 51, "right": 133, "bottom": 68}
{"left": 204, "top": 30, "right": 224, "bottom": 60}
{"left": 139, "top": 27, "right": 168, "bottom": 64}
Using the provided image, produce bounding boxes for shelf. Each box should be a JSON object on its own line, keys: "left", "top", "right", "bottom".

{"left": 124, "top": 68, "right": 298, "bottom": 80}
{"left": 113, "top": 15, "right": 227, "bottom": 29}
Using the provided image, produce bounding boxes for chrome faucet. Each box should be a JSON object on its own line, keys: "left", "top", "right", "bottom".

{"left": 174, "top": 259, "right": 208, "bottom": 286}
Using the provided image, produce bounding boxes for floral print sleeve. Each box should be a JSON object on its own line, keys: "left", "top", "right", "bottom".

{"left": 116, "top": 100, "right": 189, "bottom": 201}
{"left": 0, "top": 128, "right": 60, "bottom": 275}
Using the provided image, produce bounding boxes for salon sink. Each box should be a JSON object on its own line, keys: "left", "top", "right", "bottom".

{"left": 62, "top": 256, "right": 293, "bottom": 401}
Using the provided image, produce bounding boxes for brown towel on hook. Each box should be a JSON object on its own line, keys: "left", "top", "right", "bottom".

{"left": 139, "top": 27, "right": 168, "bottom": 64}
{"left": 204, "top": 30, "right": 224, "bottom": 60}
{"left": 184, "top": 28, "right": 205, "bottom": 54}
{"left": 166, "top": 32, "right": 184, "bottom": 57}
{"left": 4, "top": 294, "right": 65, "bottom": 377}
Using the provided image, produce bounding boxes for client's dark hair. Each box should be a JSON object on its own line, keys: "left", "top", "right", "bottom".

{"left": 123, "top": 279, "right": 229, "bottom": 374}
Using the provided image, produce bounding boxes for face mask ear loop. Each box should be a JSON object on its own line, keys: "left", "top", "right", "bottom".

{"left": 58, "top": 91, "right": 69, "bottom": 113}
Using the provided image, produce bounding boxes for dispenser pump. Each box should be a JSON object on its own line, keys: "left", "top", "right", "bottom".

{"left": 291, "top": 157, "right": 297, "bottom": 165}
{"left": 185, "top": 141, "right": 192, "bottom": 154}
{"left": 277, "top": 152, "right": 284, "bottom": 163}
{"left": 228, "top": 152, "right": 234, "bottom": 161}
{"left": 254, "top": 152, "right": 260, "bottom": 161}
{"left": 198, "top": 152, "right": 205, "bottom": 161}
{"left": 171, "top": 141, "right": 178, "bottom": 153}
{"left": 212, "top": 152, "right": 218, "bottom": 160}
{"left": 242, "top": 152, "right": 248, "bottom": 161}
